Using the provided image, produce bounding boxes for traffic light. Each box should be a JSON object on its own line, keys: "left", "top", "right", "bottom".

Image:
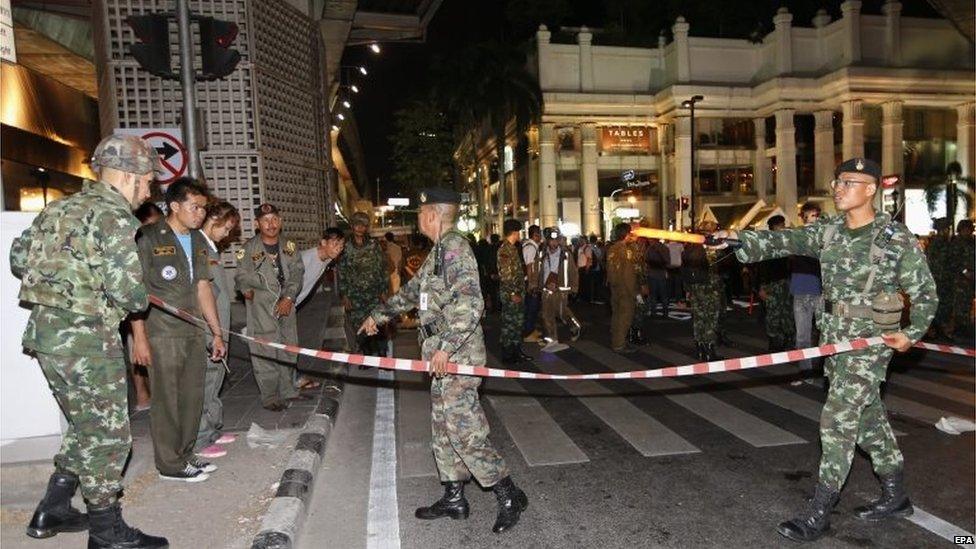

{"left": 127, "top": 14, "right": 175, "bottom": 79}
{"left": 680, "top": 196, "right": 690, "bottom": 209}
{"left": 198, "top": 17, "right": 241, "bottom": 80}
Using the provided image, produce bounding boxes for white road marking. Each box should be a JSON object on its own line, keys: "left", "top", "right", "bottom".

{"left": 366, "top": 370, "right": 400, "bottom": 549}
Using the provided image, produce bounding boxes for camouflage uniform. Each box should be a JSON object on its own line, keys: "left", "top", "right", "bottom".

{"left": 759, "top": 257, "right": 795, "bottom": 350}
{"left": 949, "top": 233, "right": 975, "bottom": 333}
{"left": 683, "top": 244, "right": 722, "bottom": 346}
{"left": 235, "top": 234, "right": 304, "bottom": 406}
{"left": 338, "top": 234, "right": 388, "bottom": 349}
{"left": 925, "top": 233, "right": 954, "bottom": 333}
{"left": 736, "top": 213, "right": 936, "bottom": 491}
{"left": 496, "top": 240, "right": 525, "bottom": 352}
{"left": 371, "top": 230, "right": 508, "bottom": 486}
{"left": 11, "top": 179, "right": 148, "bottom": 504}
{"left": 606, "top": 239, "right": 641, "bottom": 350}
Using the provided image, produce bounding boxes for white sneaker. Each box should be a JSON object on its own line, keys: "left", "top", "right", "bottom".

{"left": 159, "top": 464, "right": 209, "bottom": 482}
{"left": 189, "top": 459, "right": 217, "bottom": 473}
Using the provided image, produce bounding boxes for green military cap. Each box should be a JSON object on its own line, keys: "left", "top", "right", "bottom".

{"left": 91, "top": 134, "right": 160, "bottom": 175}
{"left": 835, "top": 157, "right": 881, "bottom": 181}
{"left": 350, "top": 211, "right": 371, "bottom": 227}
{"left": 254, "top": 203, "right": 279, "bottom": 219}
{"left": 418, "top": 188, "right": 461, "bottom": 205}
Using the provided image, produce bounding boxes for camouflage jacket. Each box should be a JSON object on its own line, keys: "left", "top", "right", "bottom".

{"left": 925, "top": 234, "right": 954, "bottom": 284}
{"left": 736, "top": 213, "right": 936, "bottom": 346}
{"left": 371, "top": 230, "right": 486, "bottom": 365}
{"left": 948, "top": 234, "right": 974, "bottom": 280}
{"left": 606, "top": 240, "right": 641, "bottom": 292}
{"left": 10, "top": 179, "right": 148, "bottom": 356}
{"left": 496, "top": 240, "right": 525, "bottom": 300}
{"left": 337, "top": 236, "right": 388, "bottom": 304}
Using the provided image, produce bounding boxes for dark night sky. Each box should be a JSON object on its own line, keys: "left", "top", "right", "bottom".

{"left": 345, "top": 0, "right": 941, "bottom": 202}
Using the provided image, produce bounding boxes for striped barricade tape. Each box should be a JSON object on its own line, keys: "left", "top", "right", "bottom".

{"left": 148, "top": 295, "right": 974, "bottom": 380}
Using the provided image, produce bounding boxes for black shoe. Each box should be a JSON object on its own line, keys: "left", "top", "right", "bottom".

{"left": 158, "top": 464, "right": 209, "bottom": 483}
{"left": 491, "top": 476, "right": 528, "bottom": 534}
{"left": 614, "top": 343, "right": 639, "bottom": 355}
{"left": 853, "top": 469, "right": 913, "bottom": 521}
{"left": 777, "top": 483, "right": 839, "bottom": 542}
{"left": 415, "top": 481, "right": 470, "bottom": 520}
{"left": 87, "top": 502, "right": 168, "bottom": 548}
{"left": 26, "top": 472, "right": 88, "bottom": 539}
{"left": 517, "top": 348, "right": 534, "bottom": 363}
{"left": 704, "top": 343, "right": 721, "bottom": 361}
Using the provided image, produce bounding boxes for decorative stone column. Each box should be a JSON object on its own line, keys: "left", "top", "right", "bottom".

{"left": 674, "top": 116, "right": 692, "bottom": 228}
{"left": 957, "top": 103, "right": 976, "bottom": 178}
{"left": 539, "top": 123, "right": 558, "bottom": 228}
{"left": 813, "top": 110, "right": 836, "bottom": 193}
{"left": 753, "top": 117, "right": 769, "bottom": 201}
{"left": 882, "top": 1, "right": 902, "bottom": 66}
{"left": 657, "top": 122, "right": 671, "bottom": 228}
{"left": 881, "top": 101, "right": 904, "bottom": 179}
{"left": 672, "top": 16, "right": 690, "bottom": 83}
{"left": 580, "top": 123, "right": 600, "bottom": 237}
{"left": 773, "top": 7, "right": 793, "bottom": 76}
{"left": 527, "top": 126, "right": 539, "bottom": 222}
{"left": 578, "top": 26, "right": 593, "bottom": 92}
{"left": 842, "top": 100, "right": 865, "bottom": 159}
{"left": 840, "top": 1, "right": 862, "bottom": 65}
{"left": 536, "top": 25, "right": 551, "bottom": 92}
{"left": 775, "top": 109, "right": 798, "bottom": 222}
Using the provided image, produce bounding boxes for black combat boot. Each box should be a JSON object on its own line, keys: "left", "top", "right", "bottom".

{"left": 694, "top": 342, "right": 708, "bottom": 361}
{"left": 491, "top": 476, "right": 528, "bottom": 534}
{"left": 415, "top": 481, "right": 470, "bottom": 520}
{"left": 500, "top": 346, "right": 517, "bottom": 365}
{"left": 853, "top": 469, "right": 913, "bottom": 521}
{"left": 704, "top": 343, "right": 721, "bottom": 361}
{"left": 26, "top": 472, "right": 88, "bottom": 538}
{"left": 87, "top": 502, "right": 168, "bottom": 548}
{"left": 628, "top": 327, "right": 648, "bottom": 346}
{"left": 777, "top": 483, "right": 840, "bottom": 542}
{"left": 516, "top": 346, "right": 534, "bottom": 364}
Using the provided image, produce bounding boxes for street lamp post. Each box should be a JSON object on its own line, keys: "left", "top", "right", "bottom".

{"left": 681, "top": 95, "right": 704, "bottom": 228}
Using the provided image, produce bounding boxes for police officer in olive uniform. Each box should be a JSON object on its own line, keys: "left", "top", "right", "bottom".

{"left": 11, "top": 134, "right": 168, "bottom": 548}
{"left": 716, "top": 158, "right": 937, "bottom": 542}
{"left": 359, "top": 188, "right": 528, "bottom": 534}
{"left": 235, "top": 204, "right": 305, "bottom": 411}
{"left": 132, "top": 178, "right": 227, "bottom": 482}
{"left": 606, "top": 223, "right": 642, "bottom": 354}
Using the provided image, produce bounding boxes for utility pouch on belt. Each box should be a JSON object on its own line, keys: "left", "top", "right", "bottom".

{"left": 871, "top": 292, "right": 904, "bottom": 331}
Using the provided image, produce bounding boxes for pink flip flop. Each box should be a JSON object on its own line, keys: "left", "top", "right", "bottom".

{"left": 214, "top": 433, "right": 237, "bottom": 445}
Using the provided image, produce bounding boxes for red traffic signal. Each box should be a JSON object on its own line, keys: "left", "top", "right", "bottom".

{"left": 198, "top": 17, "right": 241, "bottom": 80}
{"left": 680, "top": 196, "right": 690, "bottom": 209}
{"left": 127, "top": 14, "right": 175, "bottom": 79}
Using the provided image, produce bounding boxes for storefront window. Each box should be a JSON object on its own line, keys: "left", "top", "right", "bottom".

{"left": 695, "top": 118, "right": 754, "bottom": 149}
{"left": 903, "top": 108, "right": 957, "bottom": 187}
{"left": 697, "top": 165, "right": 754, "bottom": 195}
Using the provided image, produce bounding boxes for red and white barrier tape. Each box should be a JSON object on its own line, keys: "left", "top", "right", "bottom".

{"left": 148, "top": 295, "right": 974, "bottom": 381}
{"left": 911, "top": 341, "right": 976, "bottom": 357}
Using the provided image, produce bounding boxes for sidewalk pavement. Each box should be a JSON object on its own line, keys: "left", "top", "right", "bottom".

{"left": 0, "top": 289, "right": 343, "bottom": 549}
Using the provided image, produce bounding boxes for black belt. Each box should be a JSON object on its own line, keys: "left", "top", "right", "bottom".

{"left": 824, "top": 300, "right": 873, "bottom": 319}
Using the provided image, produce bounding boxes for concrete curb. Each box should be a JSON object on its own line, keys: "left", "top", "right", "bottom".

{"left": 250, "top": 382, "right": 343, "bottom": 549}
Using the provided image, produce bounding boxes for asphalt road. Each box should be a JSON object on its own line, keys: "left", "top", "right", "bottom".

{"left": 299, "top": 302, "right": 975, "bottom": 549}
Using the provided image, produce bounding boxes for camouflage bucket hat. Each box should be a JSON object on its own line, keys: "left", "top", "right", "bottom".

{"left": 350, "top": 211, "right": 371, "bottom": 227}
{"left": 91, "top": 134, "right": 160, "bottom": 176}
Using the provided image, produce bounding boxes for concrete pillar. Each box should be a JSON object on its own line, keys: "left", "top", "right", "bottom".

{"left": 957, "top": 103, "right": 976, "bottom": 178}
{"left": 578, "top": 26, "right": 593, "bottom": 92}
{"left": 773, "top": 7, "right": 793, "bottom": 75}
{"left": 812, "top": 9, "right": 832, "bottom": 68}
{"left": 881, "top": 101, "right": 904, "bottom": 178}
{"left": 753, "top": 117, "right": 769, "bottom": 201}
{"left": 842, "top": 100, "right": 865, "bottom": 159}
{"left": 536, "top": 25, "right": 552, "bottom": 92}
{"left": 775, "top": 109, "right": 798, "bottom": 222}
{"left": 657, "top": 123, "right": 671, "bottom": 228}
{"left": 674, "top": 116, "right": 692, "bottom": 228}
{"left": 813, "top": 110, "right": 836, "bottom": 193}
{"left": 672, "top": 16, "right": 690, "bottom": 83}
{"left": 882, "top": 1, "right": 902, "bottom": 66}
{"left": 539, "top": 123, "right": 558, "bottom": 228}
{"left": 580, "top": 123, "right": 600, "bottom": 237}
{"left": 527, "top": 127, "right": 539, "bottom": 222}
{"left": 841, "top": 1, "right": 862, "bottom": 65}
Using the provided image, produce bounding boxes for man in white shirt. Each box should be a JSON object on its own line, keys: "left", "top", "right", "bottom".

{"left": 521, "top": 225, "right": 543, "bottom": 342}
{"left": 297, "top": 228, "right": 346, "bottom": 306}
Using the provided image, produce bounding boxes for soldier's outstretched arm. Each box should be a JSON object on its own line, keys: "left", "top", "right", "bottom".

{"left": 728, "top": 223, "right": 825, "bottom": 265}
{"left": 101, "top": 213, "right": 149, "bottom": 313}
{"left": 370, "top": 268, "right": 421, "bottom": 325}
{"left": 896, "top": 234, "right": 938, "bottom": 346}
{"left": 9, "top": 226, "right": 33, "bottom": 278}
{"left": 436, "top": 239, "right": 484, "bottom": 356}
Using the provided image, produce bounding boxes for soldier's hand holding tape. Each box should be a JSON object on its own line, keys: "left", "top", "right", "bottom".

{"left": 358, "top": 316, "right": 379, "bottom": 336}
{"left": 429, "top": 350, "right": 449, "bottom": 378}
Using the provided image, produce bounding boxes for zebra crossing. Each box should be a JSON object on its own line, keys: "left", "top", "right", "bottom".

{"left": 391, "top": 334, "right": 975, "bottom": 476}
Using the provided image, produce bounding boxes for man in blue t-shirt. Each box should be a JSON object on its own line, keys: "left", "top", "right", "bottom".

{"left": 790, "top": 202, "right": 823, "bottom": 381}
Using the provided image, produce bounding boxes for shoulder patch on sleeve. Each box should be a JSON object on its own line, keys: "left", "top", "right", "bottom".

{"left": 235, "top": 248, "right": 245, "bottom": 260}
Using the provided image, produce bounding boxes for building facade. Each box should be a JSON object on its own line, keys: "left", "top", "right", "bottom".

{"left": 463, "top": 1, "right": 975, "bottom": 237}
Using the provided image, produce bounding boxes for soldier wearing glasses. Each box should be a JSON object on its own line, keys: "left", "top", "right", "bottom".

{"left": 714, "top": 158, "right": 936, "bottom": 543}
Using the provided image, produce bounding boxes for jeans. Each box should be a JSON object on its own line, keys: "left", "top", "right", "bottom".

{"left": 523, "top": 291, "right": 542, "bottom": 335}
{"left": 793, "top": 293, "right": 823, "bottom": 372}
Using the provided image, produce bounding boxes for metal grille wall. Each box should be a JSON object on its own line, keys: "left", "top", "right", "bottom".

{"left": 97, "top": 0, "right": 327, "bottom": 256}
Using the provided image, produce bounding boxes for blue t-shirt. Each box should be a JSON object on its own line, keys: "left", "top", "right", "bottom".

{"left": 175, "top": 232, "right": 193, "bottom": 279}
{"left": 790, "top": 256, "right": 821, "bottom": 296}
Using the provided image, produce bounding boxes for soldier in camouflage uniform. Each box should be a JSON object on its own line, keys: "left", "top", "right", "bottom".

{"left": 682, "top": 222, "right": 724, "bottom": 361}
{"left": 359, "top": 188, "right": 527, "bottom": 534}
{"left": 717, "top": 158, "right": 937, "bottom": 543}
{"left": 950, "top": 219, "right": 974, "bottom": 335}
{"left": 497, "top": 219, "right": 531, "bottom": 364}
{"left": 11, "top": 134, "right": 167, "bottom": 548}
{"left": 925, "top": 217, "right": 954, "bottom": 338}
{"left": 757, "top": 215, "right": 795, "bottom": 351}
{"left": 338, "top": 211, "right": 388, "bottom": 356}
{"left": 606, "top": 223, "right": 642, "bottom": 354}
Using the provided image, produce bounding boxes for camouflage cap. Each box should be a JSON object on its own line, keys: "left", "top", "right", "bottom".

{"left": 350, "top": 211, "right": 371, "bottom": 227}
{"left": 91, "top": 134, "right": 159, "bottom": 175}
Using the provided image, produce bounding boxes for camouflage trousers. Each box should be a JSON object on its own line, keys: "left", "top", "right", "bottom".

{"left": 689, "top": 279, "right": 721, "bottom": 344}
{"left": 430, "top": 374, "right": 508, "bottom": 486}
{"left": 818, "top": 371, "right": 903, "bottom": 491}
{"left": 954, "top": 275, "right": 975, "bottom": 330}
{"left": 37, "top": 353, "right": 131, "bottom": 505}
{"left": 499, "top": 297, "right": 524, "bottom": 350}
{"left": 933, "top": 276, "right": 955, "bottom": 330}
{"left": 762, "top": 280, "right": 795, "bottom": 348}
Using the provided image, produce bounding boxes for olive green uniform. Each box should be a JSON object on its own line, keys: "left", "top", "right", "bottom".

{"left": 196, "top": 237, "right": 231, "bottom": 449}
{"left": 137, "top": 220, "right": 212, "bottom": 475}
{"left": 235, "top": 235, "right": 304, "bottom": 406}
{"left": 606, "top": 240, "right": 641, "bottom": 350}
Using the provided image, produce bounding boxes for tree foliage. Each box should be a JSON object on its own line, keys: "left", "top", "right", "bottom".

{"left": 389, "top": 98, "right": 457, "bottom": 195}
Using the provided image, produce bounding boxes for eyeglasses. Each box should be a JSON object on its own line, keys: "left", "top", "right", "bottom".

{"left": 830, "top": 179, "right": 872, "bottom": 191}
